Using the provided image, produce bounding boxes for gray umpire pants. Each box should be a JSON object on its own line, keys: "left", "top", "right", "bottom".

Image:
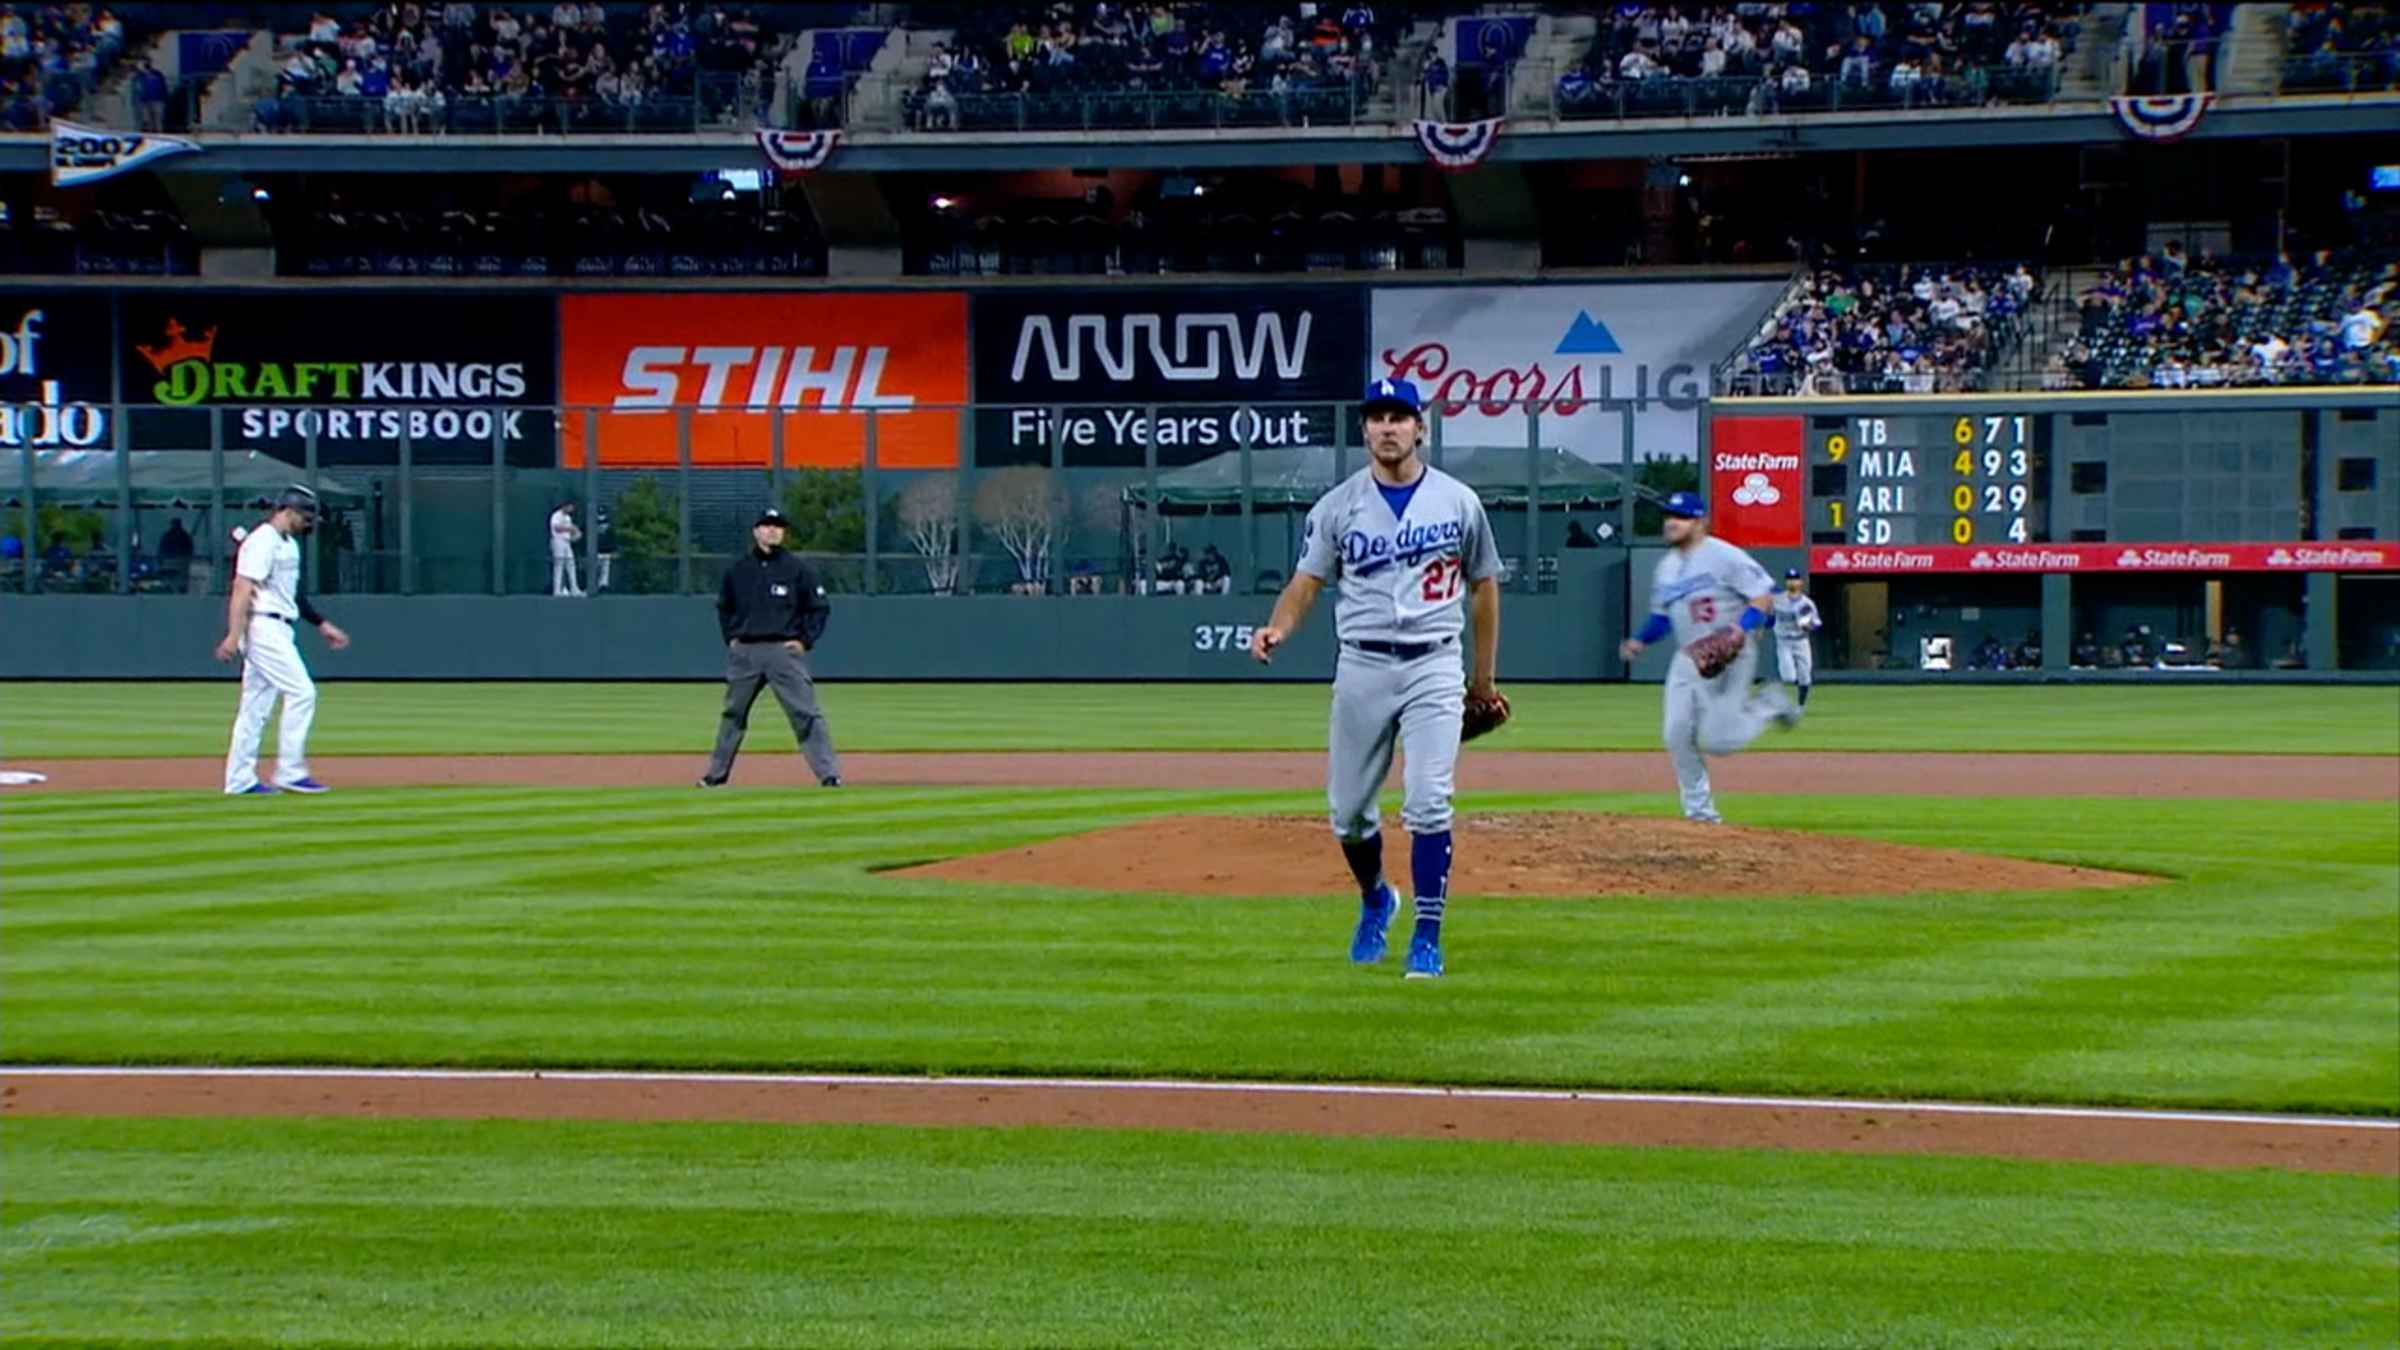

{"left": 705, "top": 640, "right": 840, "bottom": 783}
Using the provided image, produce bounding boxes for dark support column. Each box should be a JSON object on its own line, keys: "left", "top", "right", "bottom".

{"left": 2042, "top": 572, "right": 2072, "bottom": 671}
{"left": 2306, "top": 572, "right": 2339, "bottom": 671}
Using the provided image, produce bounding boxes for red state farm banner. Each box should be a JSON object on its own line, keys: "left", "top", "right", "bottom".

{"left": 1810, "top": 542, "right": 2400, "bottom": 575}
{"left": 1707, "top": 415, "right": 1803, "bottom": 547}
{"left": 558, "top": 292, "right": 967, "bottom": 468}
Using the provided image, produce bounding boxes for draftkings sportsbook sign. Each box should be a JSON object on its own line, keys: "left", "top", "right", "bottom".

{"left": 122, "top": 293, "right": 557, "bottom": 466}
{"left": 969, "top": 286, "right": 1366, "bottom": 468}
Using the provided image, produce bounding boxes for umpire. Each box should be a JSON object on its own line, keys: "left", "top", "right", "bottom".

{"left": 698, "top": 507, "right": 843, "bottom": 789}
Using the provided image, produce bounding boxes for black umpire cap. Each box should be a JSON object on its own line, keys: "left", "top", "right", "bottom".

{"left": 755, "top": 507, "right": 793, "bottom": 528}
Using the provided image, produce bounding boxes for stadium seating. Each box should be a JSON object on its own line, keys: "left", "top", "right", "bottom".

{"left": 270, "top": 181, "right": 825, "bottom": 277}
{"left": 1553, "top": 4, "right": 2073, "bottom": 124}
{"left": 2060, "top": 249, "right": 2399, "bottom": 389}
{"left": 2284, "top": 2, "right": 2400, "bottom": 92}
{"left": 248, "top": 1, "right": 785, "bottom": 135}
{"left": 1723, "top": 262, "right": 2046, "bottom": 397}
{"left": 899, "top": 2, "right": 1407, "bottom": 132}
{"left": 0, "top": 3, "right": 140, "bottom": 128}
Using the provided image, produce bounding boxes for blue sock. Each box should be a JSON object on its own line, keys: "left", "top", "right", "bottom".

{"left": 1411, "top": 829, "right": 1451, "bottom": 939}
{"left": 1339, "top": 833, "right": 1385, "bottom": 902}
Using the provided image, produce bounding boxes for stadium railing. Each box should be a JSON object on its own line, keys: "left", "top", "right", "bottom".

{"left": 1533, "top": 61, "right": 2060, "bottom": 124}
{"left": 247, "top": 72, "right": 759, "bottom": 134}
{"left": 904, "top": 82, "right": 1368, "bottom": 133}
{"left": 2280, "top": 51, "right": 2400, "bottom": 93}
{"left": 5, "top": 402, "right": 1651, "bottom": 601}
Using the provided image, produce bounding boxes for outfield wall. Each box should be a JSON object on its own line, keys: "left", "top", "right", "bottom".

{"left": 0, "top": 551, "right": 1628, "bottom": 680}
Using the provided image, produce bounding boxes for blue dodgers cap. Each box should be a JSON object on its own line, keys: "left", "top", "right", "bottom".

{"left": 1361, "top": 376, "right": 1424, "bottom": 417}
{"left": 1785, "top": 567, "right": 1803, "bottom": 579}
{"left": 1662, "top": 490, "right": 1708, "bottom": 518}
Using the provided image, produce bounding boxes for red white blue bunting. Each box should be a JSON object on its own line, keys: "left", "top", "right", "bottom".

{"left": 757, "top": 128, "right": 843, "bottom": 174}
{"left": 1410, "top": 117, "right": 1504, "bottom": 170}
{"left": 2108, "top": 94, "right": 2214, "bottom": 143}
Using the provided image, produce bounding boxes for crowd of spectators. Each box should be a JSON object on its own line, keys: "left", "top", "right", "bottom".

{"left": 908, "top": 3, "right": 1394, "bottom": 131}
{"left": 0, "top": 3, "right": 131, "bottom": 129}
{"left": 2285, "top": 3, "right": 2398, "bottom": 91}
{"left": 2125, "top": 3, "right": 2226, "bottom": 94}
{"left": 2057, "top": 246, "right": 2398, "bottom": 389}
{"left": 1728, "top": 261, "right": 2042, "bottom": 396}
{"left": 1556, "top": 3, "right": 2074, "bottom": 120}
{"left": 253, "top": 2, "right": 778, "bottom": 133}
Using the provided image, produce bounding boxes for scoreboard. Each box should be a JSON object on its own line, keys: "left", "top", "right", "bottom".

{"left": 1810, "top": 411, "right": 2049, "bottom": 547}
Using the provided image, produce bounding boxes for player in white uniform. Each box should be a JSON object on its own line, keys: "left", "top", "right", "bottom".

{"left": 1251, "top": 377, "right": 1502, "bottom": 979}
{"left": 1771, "top": 568, "right": 1821, "bottom": 706}
{"left": 549, "top": 502, "right": 584, "bottom": 597}
{"left": 217, "top": 486, "right": 350, "bottom": 795}
{"left": 1619, "top": 492, "right": 1795, "bottom": 823}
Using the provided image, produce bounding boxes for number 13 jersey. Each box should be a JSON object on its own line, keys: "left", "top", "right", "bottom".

{"left": 1647, "top": 535, "right": 1774, "bottom": 649}
{"left": 1297, "top": 465, "right": 1502, "bottom": 646}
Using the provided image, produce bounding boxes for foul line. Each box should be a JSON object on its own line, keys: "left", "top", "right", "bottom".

{"left": 4, "top": 1065, "right": 2390, "bottom": 1132}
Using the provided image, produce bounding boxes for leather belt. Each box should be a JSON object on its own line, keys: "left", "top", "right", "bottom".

{"left": 1346, "top": 638, "right": 1453, "bottom": 660}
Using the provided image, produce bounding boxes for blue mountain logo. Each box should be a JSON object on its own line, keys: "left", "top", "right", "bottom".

{"left": 1554, "top": 310, "right": 1623, "bottom": 356}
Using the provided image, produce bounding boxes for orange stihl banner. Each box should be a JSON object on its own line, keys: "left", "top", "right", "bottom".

{"left": 558, "top": 292, "right": 967, "bottom": 468}
{"left": 1810, "top": 542, "right": 2400, "bottom": 574}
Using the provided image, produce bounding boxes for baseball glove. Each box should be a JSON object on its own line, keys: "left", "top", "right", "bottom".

{"left": 1462, "top": 689, "right": 1512, "bottom": 742}
{"left": 1685, "top": 626, "right": 1749, "bottom": 678}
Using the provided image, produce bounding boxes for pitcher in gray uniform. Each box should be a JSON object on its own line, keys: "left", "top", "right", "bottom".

{"left": 1619, "top": 492, "right": 1796, "bottom": 824}
{"left": 1250, "top": 377, "right": 1502, "bottom": 980}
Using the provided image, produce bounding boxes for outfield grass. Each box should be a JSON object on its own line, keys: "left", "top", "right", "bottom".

{"left": 4, "top": 1117, "right": 2392, "bottom": 1348}
{"left": 6, "top": 787, "right": 2393, "bottom": 1114}
{"left": 1, "top": 681, "right": 2393, "bottom": 758}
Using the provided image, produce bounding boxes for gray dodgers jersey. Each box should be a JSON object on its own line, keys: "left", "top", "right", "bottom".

{"left": 1297, "top": 466, "right": 1502, "bottom": 645}
{"left": 1772, "top": 592, "right": 1822, "bottom": 641}
{"left": 1646, "top": 535, "right": 1775, "bottom": 648}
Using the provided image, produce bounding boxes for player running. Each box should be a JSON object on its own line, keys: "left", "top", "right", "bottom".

{"left": 1250, "top": 377, "right": 1504, "bottom": 980}
{"left": 1618, "top": 491, "right": 1795, "bottom": 824}
{"left": 1772, "top": 568, "right": 1822, "bottom": 707}
{"left": 217, "top": 485, "right": 349, "bottom": 795}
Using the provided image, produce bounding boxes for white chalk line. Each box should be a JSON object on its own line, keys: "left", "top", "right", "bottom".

{"left": 4, "top": 1065, "right": 2391, "bottom": 1132}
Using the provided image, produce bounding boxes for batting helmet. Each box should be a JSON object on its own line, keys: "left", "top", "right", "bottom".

{"left": 275, "top": 484, "right": 320, "bottom": 517}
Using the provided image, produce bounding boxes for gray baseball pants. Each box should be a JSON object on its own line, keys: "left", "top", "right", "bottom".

{"left": 705, "top": 641, "right": 840, "bottom": 783}
{"left": 1328, "top": 644, "right": 1465, "bottom": 841}
{"left": 1663, "top": 639, "right": 1784, "bottom": 822}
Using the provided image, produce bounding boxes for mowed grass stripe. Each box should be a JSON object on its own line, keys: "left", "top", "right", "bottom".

{"left": 5, "top": 788, "right": 2393, "bottom": 1113}
{"left": 5, "top": 681, "right": 2394, "bottom": 757}
{"left": 2, "top": 1117, "right": 2392, "bottom": 1348}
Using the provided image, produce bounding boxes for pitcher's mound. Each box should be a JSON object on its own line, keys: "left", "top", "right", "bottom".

{"left": 897, "top": 813, "right": 2154, "bottom": 898}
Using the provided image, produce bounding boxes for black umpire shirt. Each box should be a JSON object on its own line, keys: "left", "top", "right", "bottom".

{"left": 717, "top": 546, "right": 831, "bottom": 647}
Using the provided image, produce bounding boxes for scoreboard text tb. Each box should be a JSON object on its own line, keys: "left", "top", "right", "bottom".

{"left": 1812, "top": 413, "right": 2049, "bottom": 546}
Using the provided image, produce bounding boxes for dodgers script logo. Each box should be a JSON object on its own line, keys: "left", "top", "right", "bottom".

{"left": 1345, "top": 518, "right": 1464, "bottom": 575}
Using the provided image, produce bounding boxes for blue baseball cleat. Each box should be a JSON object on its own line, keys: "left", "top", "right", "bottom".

{"left": 233, "top": 783, "right": 277, "bottom": 795}
{"left": 1349, "top": 883, "right": 1399, "bottom": 964}
{"left": 278, "top": 778, "right": 331, "bottom": 794}
{"left": 1404, "top": 934, "right": 1444, "bottom": 979}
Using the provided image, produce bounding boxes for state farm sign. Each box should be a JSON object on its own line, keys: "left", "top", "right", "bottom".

{"left": 1708, "top": 415, "right": 1802, "bottom": 547}
{"left": 559, "top": 293, "right": 966, "bottom": 468}
{"left": 1810, "top": 542, "right": 2400, "bottom": 574}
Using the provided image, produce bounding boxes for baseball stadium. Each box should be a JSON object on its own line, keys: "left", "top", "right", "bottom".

{"left": 3, "top": 2, "right": 2397, "bottom": 1346}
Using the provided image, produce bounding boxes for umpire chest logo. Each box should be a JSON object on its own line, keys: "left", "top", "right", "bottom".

{"left": 771, "top": 583, "right": 791, "bottom": 597}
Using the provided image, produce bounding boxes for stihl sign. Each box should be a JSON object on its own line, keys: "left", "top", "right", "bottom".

{"left": 1810, "top": 542, "right": 2400, "bottom": 574}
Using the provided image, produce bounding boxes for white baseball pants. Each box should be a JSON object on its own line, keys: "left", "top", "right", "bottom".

{"left": 550, "top": 540, "right": 582, "bottom": 596}
{"left": 1775, "top": 637, "right": 1814, "bottom": 686}
{"left": 223, "top": 616, "right": 317, "bottom": 794}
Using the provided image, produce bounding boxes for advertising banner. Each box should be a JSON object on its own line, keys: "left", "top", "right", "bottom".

{"left": 121, "top": 292, "right": 556, "bottom": 466}
{"left": 0, "top": 292, "right": 112, "bottom": 451}
{"left": 970, "top": 285, "right": 1366, "bottom": 468}
{"left": 1707, "top": 414, "right": 1803, "bottom": 548}
{"left": 1810, "top": 541, "right": 2400, "bottom": 575}
{"left": 559, "top": 292, "right": 966, "bottom": 469}
{"left": 1370, "top": 281, "right": 1784, "bottom": 463}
